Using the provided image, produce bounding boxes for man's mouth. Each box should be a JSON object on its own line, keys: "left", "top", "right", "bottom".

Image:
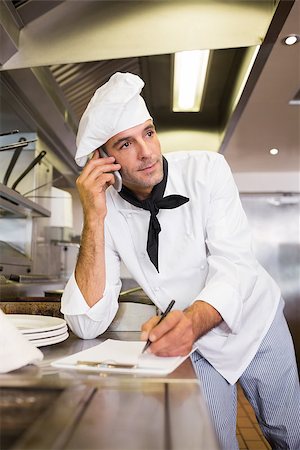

{"left": 138, "top": 161, "right": 157, "bottom": 171}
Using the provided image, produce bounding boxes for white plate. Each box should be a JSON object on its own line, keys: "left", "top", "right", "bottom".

{"left": 25, "top": 325, "right": 68, "bottom": 341}
{"left": 7, "top": 314, "right": 67, "bottom": 334}
{"left": 26, "top": 331, "right": 69, "bottom": 348}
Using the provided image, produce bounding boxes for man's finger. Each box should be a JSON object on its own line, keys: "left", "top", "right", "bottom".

{"left": 91, "top": 150, "right": 99, "bottom": 160}
{"left": 148, "top": 312, "right": 194, "bottom": 355}
{"left": 154, "top": 343, "right": 193, "bottom": 357}
{"left": 149, "top": 310, "right": 183, "bottom": 342}
{"left": 140, "top": 316, "right": 160, "bottom": 341}
{"left": 87, "top": 163, "right": 121, "bottom": 181}
{"left": 150, "top": 324, "right": 194, "bottom": 356}
{"left": 78, "top": 161, "right": 120, "bottom": 186}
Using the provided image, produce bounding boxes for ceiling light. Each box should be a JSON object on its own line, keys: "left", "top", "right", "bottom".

{"left": 283, "top": 34, "right": 300, "bottom": 46}
{"left": 270, "top": 148, "right": 279, "bottom": 155}
{"left": 173, "top": 50, "right": 209, "bottom": 112}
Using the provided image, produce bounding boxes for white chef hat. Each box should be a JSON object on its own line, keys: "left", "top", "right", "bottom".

{"left": 75, "top": 72, "right": 152, "bottom": 167}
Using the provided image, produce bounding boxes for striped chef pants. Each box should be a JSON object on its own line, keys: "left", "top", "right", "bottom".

{"left": 191, "top": 300, "right": 300, "bottom": 450}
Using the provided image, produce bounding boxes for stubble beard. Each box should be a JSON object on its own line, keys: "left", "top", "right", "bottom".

{"left": 121, "top": 157, "right": 164, "bottom": 190}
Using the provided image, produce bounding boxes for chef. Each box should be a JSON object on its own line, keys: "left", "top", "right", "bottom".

{"left": 61, "top": 72, "right": 300, "bottom": 449}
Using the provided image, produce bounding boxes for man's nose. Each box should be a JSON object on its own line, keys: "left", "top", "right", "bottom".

{"left": 137, "top": 139, "right": 152, "bottom": 158}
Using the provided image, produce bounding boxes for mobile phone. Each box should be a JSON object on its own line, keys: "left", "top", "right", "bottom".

{"left": 99, "top": 148, "right": 122, "bottom": 192}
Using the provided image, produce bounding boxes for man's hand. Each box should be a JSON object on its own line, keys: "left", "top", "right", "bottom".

{"left": 76, "top": 150, "right": 121, "bottom": 222}
{"left": 141, "top": 310, "right": 195, "bottom": 357}
{"left": 141, "top": 301, "right": 223, "bottom": 357}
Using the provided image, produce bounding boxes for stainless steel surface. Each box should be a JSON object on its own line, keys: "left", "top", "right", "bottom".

{"left": 0, "top": 138, "right": 37, "bottom": 152}
{"left": 0, "top": 278, "right": 66, "bottom": 299}
{"left": 3, "top": 140, "right": 24, "bottom": 186}
{"left": 120, "top": 286, "right": 143, "bottom": 296}
{"left": 241, "top": 194, "right": 300, "bottom": 368}
{"left": 0, "top": 386, "right": 62, "bottom": 450}
{"left": 119, "top": 287, "right": 155, "bottom": 305}
{"left": 0, "top": 332, "right": 197, "bottom": 386}
{"left": 11, "top": 150, "right": 47, "bottom": 190}
{"left": 0, "top": 182, "right": 51, "bottom": 218}
{"left": 0, "top": 242, "right": 31, "bottom": 274}
{"left": 8, "top": 274, "right": 59, "bottom": 283}
{"left": 107, "top": 303, "right": 157, "bottom": 332}
{"left": 0, "top": 332, "right": 219, "bottom": 450}
{"left": 0, "top": 129, "right": 19, "bottom": 136}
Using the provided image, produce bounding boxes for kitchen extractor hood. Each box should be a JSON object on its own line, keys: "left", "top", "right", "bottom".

{"left": 0, "top": 0, "right": 296, "bottom": 179}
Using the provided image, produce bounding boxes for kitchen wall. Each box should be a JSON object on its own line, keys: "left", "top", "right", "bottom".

{"left": 240, "top": 193, "right": 300, "bottom": 366}
{"left": 233, "top": 171, "right": 300, "bottom": 193}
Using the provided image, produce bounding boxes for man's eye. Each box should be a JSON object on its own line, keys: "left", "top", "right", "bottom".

{"left": 121, "top": 141, "right": 130, "bottom": 149}
{"left": 146, "top": 130, "right": 154, "bottom": 137}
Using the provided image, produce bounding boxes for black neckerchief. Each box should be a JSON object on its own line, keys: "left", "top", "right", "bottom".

{"left": 119, "top": 156, "right": 189, "bottom": 271}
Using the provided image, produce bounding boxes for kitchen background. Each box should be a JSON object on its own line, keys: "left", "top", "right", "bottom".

{"left": 0, "top": 0, "right": 299, "bottom": 365}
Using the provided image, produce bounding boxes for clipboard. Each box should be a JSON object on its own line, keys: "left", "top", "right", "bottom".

{"left": 51, "top": 339, "right": 195, "bottom": 376}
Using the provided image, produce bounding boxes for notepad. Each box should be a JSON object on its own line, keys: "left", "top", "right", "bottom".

{"left": 51, "top": 339, "right": 195, "bottom": 375}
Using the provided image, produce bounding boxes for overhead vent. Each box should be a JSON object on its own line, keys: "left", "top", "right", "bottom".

{"left": 11, "top": 0, "right": 29, "bottom": 7}
{"left": 11, "top": 0, "right": 64, "bottom": 26}
{"left": 50, "top": 58, "right": 141, "bottom": 121}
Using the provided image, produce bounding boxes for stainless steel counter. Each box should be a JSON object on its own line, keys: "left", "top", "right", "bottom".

{"left": 0, "top": 332, "right": 219, "bottom": 450}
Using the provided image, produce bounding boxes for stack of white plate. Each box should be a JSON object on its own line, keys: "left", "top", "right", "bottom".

{"left": 7, "top": 314, "right": 69, "bottom": 347}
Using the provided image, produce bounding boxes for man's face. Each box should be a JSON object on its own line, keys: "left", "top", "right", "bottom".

{"left": 104, "top": 120, "right": 163, "bottom": 199}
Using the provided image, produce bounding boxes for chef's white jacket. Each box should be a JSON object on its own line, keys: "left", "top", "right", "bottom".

{"left": 61, "top": 151, "right": 281, "bottom": 384}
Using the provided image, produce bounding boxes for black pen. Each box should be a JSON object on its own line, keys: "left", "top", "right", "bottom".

{"left": 142, "top": 299, "right": 176, "bottom": 354}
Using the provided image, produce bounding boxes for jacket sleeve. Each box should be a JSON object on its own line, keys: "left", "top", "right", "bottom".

{"left": 195, "top": 155, "right": 258, "bottom": 334}
{"left": 61, "top": 225, "right": 122, "bottom": 339}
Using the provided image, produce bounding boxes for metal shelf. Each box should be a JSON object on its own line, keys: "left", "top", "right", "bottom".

{"left": 0, "top": 183, "right": 51, "bottom": 218}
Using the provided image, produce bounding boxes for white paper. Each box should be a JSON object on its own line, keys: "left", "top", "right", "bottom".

{"left": 52, "top": 339, "right": 194, "bottom": 375}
